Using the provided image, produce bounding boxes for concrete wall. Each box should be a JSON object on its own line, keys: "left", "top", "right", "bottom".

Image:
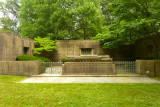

{"left": 52, "top": 40, "right": 106, "bottom": 61}
{"left": 62, "top": 62, "right": 115, "bottom": 75}
{"left": 136, "top": 60, "right": 160, "bottom": 77}
{"left": 40, "top": 40, "right": 135, "bottom": 61}
{"left": 0, "top": 31, "right": 34, "bottom": 61}
{"left": 106, "top": 45, "right": 134, "bottom": 61}
{"left": 0, "top": 61, "right": 42, "bottom": 76}
{"left": 134, "top": 36, "right": 160, "bottom": 59}
{"left": 40, "top": 36, "right": 160, "bottom": 61}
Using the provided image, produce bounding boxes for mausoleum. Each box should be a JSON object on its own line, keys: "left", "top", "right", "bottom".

{"left": 52, "top": 40, "right": 109, "bottom": 61}
{"left": 0, "top": 31, "right": 34, "bottom": 61}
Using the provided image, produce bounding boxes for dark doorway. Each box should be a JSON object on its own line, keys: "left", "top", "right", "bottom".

{"left": 24, "top": 47, "right": 29, "bottom": 55}
{"left": 147, "top": 45, "right": 154, "bottom": 57}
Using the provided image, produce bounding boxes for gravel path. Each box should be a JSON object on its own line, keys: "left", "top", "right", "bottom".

{"left": 20, "top": 77, "right": 160, "bottom": 83}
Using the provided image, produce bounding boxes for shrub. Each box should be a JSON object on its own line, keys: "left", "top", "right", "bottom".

{"left": 16, "top": 55, "right": 51, "bottom": 62}
{"left": 16, "top": 55, "right": 42, "bottom": 61}
{"left": 61, "top": 58, "right": 69, "bottom": 63}
{"left": 136, "top": 57, "right": 154, "bottom": 60}
{"left": 35, "top": 56, "right": 51, "bottom": 62}
{"left": 143, "top": 57, "right": 154, "bottom": 60}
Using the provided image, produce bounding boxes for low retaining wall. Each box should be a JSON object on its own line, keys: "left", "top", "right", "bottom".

{"left": 0, "top": 61, "right": 41, "bottom": 76}
{"left": 136, "top": 60, "right": 160, "bottom": 77}
{"left": 62, "top": 62, "right": 115, "bottom": 75}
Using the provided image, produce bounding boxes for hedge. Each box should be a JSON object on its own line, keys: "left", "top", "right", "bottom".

{"left": 16, "top": 55, "right": 51, "bottom": 62}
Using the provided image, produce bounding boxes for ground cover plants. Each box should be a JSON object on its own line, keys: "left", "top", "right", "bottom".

{"left": 0, "top": 75, "right": 160, "bottom": 107}
{"left": 16, "top": 55, "right": 51, "bottom": 62}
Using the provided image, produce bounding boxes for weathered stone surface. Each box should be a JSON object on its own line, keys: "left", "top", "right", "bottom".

{"left": 0, "top": 31, "right": 34, "bottom": 61}
{"left": 52, "top": 40, "right": 106, "bottom": 61}
{"left": 135, "top": 36, "right": 160, "bottom": 59}
{"left": 136, "top": 60, "right": 160, "bottom": 77}
{"left": 67, "top": 55, "right": 112, "bottom": 62}
{"left": 0, "top": 61, "right": 41, "bottom": 76}
{"left": 155, "top": 60, "right": 160, "bottom": 77}
{"left": 62, "top": 62, "right": 115, "bottom": 75}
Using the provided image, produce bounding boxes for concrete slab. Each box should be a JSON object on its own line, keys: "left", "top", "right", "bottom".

{"left": 32, "top": 73, "right": 147, "bottom": 77}
{"left": 20, "top": 77, "right": 160, "bottom": 83}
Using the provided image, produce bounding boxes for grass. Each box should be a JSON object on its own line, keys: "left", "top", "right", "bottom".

{"left": 0, "top": 75, "right": 160, "bottom": 107}
{"left": 153, "top": 77, "right": 160, "bottom": 81}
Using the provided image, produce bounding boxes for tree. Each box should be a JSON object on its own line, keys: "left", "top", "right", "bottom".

{"left": 33, "top": 36, "right": 58, "bottom": 55}
{"left": 0, "top": 0, "right": 20, "bottom": 35}
{"left": 94, "top": 0, "right": 160, "bottom": 58}
{"left": 72, "top": 0, "right": 103, "bottom": 40}
{"left": 100, "top": 0, "right": 113, "bottom": 25}
{"left": 19, "top": 0, "right": 103, "bottom": 40}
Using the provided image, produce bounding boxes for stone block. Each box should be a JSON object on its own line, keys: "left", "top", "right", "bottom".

{"left": 155, "top": 60, "right": 160, "bottom": 77}
{"left": 62, "top": 62, "right": 115, "bottom": 75}
{"left": 0, "top": 61, "right": 41, "bottom": 76}
{"left": 136, "top": 60, "right": 160, "bottom": 77}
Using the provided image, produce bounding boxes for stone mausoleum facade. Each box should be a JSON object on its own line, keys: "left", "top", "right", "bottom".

{"left": 0, "top": 31, "right": 34, "bottom": 61}
{"left": 52, "top": 40, "right": 115, "bottom": 75}
{"left": 52, "top": 40, "right": 108, "bottom": 61}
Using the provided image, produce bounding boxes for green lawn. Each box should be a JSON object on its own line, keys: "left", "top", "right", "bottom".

{"left": 154, "top": 77, "right": 160, "bottom": 81}
{"left": 0, "top": 75, "right": 160, "bottom": 107}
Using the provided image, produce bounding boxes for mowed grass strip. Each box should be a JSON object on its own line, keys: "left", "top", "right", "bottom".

{"left": 0, "top": 75, "right": 160, "bottom": 107}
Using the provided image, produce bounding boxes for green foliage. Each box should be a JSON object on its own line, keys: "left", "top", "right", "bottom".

{"left": 33, "top": 36, "right": 58, "bottom": 54}
{"left": 100, "top": 0, "right": 113, "bottom": 25}
{"left": 41, "top": 65, "right": 46, "bottom": 73}
{"left": 136, "top": 56, "right": 154, "bottom": 60}
{"left": 16, "top": 55, "right": 42, "bottom": 61}
{"left": 19, "top": 0, "right": 103, "bottom": 40}
{"left": 35, "top": 56, "right": 51, "bottom": 62}
{"left": 0, "top": 0, "right": 20, "bottom": 35}
{"left": 93, "top": 26, "right": 111, "bottom": 42}
{"left": 94, "top": 0, "right": 160, "bottom": 50}
{"left": 61, "top": 58, "right": 69, "bottom": 63}
{"left": 16, "top": 55, "right": 51, "bottom": 62}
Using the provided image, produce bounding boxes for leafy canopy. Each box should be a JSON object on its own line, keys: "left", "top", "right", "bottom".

{"left": 19, "top": 0, "right": 103, "bottom": 40}
{"left": 94, "top": 0, "right": 160, "bottom": 49}
{"left": 33, "top": 36, "right": 58, "bottom": 54}
{"left": 0, "top": 0, "right": 20, "bottom": 35}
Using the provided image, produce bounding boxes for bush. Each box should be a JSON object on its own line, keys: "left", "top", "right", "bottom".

{"left": 136, "top": 57, "right": 154, "bottom": 60}
{"left": 16, "top": 55, "right": 51, "bottom": 62}
{"left": 16, "top": 55, "right": 42, "bottom": 61}
{"left": 61, "top": 58, "right": 69, "bottom": 63}
{"left": 35, "top": 56, "right": 51, "bottom": 62}
{"left": 143, "top": 57, "right": 154, "bottom": 60}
